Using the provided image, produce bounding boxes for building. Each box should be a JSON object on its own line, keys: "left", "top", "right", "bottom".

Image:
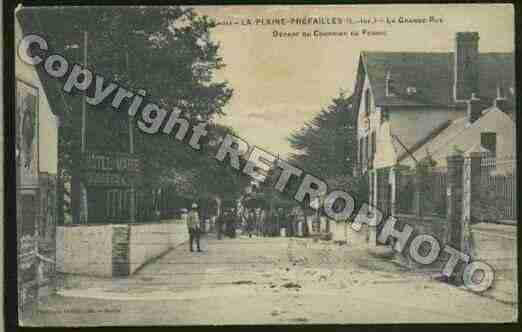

{"left": 351, "top": 32, "right": 515, "bottom": 217}
{"left": 15, "top": 16, "right": 59, "bottom": 316}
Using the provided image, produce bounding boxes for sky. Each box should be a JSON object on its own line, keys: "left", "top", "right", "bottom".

{"left": 194, "top": 5, "right": 514, "bottom": 157}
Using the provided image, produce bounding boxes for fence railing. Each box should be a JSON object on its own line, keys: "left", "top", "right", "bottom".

{"left": 396, "top": 166, "right": 447, "bottom": 217}
{"left": 424, "top": 167, "right": 447, "bottom": 217}
{"left": 480, "top": 157, "right": 517, "bottom": 221}
{"left": 392, "top": 155, "right": 516, "bottom": 223}
{"left": 396, "top": 170, "right": 415, "bottom": 215}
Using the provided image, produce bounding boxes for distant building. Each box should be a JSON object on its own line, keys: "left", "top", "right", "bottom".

{"left": 351, "top": 32, "right": 515, "bottom": 216}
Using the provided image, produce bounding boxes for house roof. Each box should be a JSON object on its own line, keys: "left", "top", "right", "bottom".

{"left": 398, "top": 107, "right": 516, "bottom": 168}
{"left": 361, "top": 51, "right": 515, "bottom": 108}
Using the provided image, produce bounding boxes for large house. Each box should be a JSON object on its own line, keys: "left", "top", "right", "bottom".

{"left": 351, "top": 32, "right": 515, "bottom": 217}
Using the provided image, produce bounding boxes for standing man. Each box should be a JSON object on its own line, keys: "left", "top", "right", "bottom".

{"left": 246, "top": 210, "right": 255, "bottom": 238}
{"left": 187, "top": 203, "right": 202, "bottom": 252}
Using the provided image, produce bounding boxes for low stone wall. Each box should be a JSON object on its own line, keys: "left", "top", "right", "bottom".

{"left": 57, "top": 220, "right": 188, "bottom": 277}
{"left": 129, "top": 220, "right": 188, "bottom": 274}
{"left": 331, "top": 221, "right": 369, "bottom": 247}
{"left": 387, "top": 215, "right": 517, "bottom": 279}
{"left": 391, "top": 214, "right": 451, "bottom": 271}
{"left": 470, "top": 222, "right": 517, "bottom": 277}
{"left": 56, "top": 225, "right": 113, "bottom": 277}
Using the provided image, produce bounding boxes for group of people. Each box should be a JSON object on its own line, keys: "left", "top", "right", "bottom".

{"left": 185, "top": 203, "right": 311, "bottom": 253}
{"left": 185, "top": 203, "right": 238, "bottom": 252}
{"left": 215, "top": 208, "right": 239, "bottom": 239}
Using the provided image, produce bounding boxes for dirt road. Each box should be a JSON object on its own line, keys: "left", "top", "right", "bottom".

{"left": 25, "top": 235, "right": 517, "bottom": 326}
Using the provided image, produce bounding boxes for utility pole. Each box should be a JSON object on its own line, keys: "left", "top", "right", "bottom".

{"left": 126, "top": 49, "right": 136, "bottom": 224}
{"left": 81, "top": 31, "right": 87, "bottom": 154}
{"left": 80, "top": 31, "right": 88, "bottom": 224}
{"left": 72, "top": 31, "right": 88, "bottom": 224}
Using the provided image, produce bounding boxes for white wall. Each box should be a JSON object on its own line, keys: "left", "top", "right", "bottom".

{"left": 56, "top": 225, "right": 113, "bottom": 277}
{"left": 15, "top": 17, "right": 58, "bottom": 175}
{"left": 57, "top": 221, "right": 189, "bottom": 277}
{"left": 400, "top": 108, "right": 515, "bottom": 168}
{"left": 355, "top": 67, "right": 470, "bottom": 170}
{"left": 390, "top": 108, "right": 466, "bottom": 165}
{"left": 331, "top": 221, "right": 369, "bottom": 247}
{"left": 129, "top": 221, "right": 188, "bottom": 274}
{"left": 471, "top": 222, "right": 517, "bottom": 274}
{"left": 356, "top": 73, "right": 375, "bottom": 139}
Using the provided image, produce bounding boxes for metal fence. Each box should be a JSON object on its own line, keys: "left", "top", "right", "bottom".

{"left": 396, "top": 169, "right": 415, "bottom": 215}
{"left": 396, "top": 166, "right": 447, "bottom": 217}
{"left": 423, "top": 166, "right": 448, "bottom": 217}
{"left": 480, "top": 156, "right": 517, "bottom": 221}
{"left": 394, "top": 156, "right": 516, "bottom": 222}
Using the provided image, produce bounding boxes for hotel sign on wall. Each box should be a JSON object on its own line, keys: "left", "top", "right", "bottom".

{"left": 81, "top": 152, "right": 143, "bottom": 187}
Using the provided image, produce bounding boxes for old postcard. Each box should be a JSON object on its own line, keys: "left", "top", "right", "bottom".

{"left": 13, "top": 4, "right": 516, "bottom": 326}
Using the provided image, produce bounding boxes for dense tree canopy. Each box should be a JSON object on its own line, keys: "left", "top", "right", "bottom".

{"left": 288, "top": 92, "right": 356, "bottom": 178}
{"left": 287, "top": 92, "right": 367, "bottom": 209}
{"left": 18, "top": 6, "right": 245, "bottom": 200}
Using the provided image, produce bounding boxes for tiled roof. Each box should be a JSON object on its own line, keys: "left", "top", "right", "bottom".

{"left": 362, "top": 52, "right": 515, "bottom": 107}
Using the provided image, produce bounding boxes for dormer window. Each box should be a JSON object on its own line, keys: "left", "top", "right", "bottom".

{"left": 406, "top": 86, "right": 417, "bottom": 95}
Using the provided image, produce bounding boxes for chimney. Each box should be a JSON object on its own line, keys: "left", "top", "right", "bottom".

{"left": 480, "top": 132, "right": 496, "bottom": 157}
{"left": 494, "top": 83, "right": 509, "bottom": 111}
{"left": 385, "top": 70, "right": 395, "bottom": 97}
{"left": 467, "top": 93, "right": 482, "bottom": 124}
{"left": 454, "top": 32, "right": 480, "bottom": 102}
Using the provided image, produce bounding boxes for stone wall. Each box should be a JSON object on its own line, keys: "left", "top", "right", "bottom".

{"left": 391, "top": 214, "right": 451, "bottom": 271}
{"left": 470, "top": 222, "right": 517, "bottom": 277}
{"left": 129, "top": 220, "right": 188, "bottom": 274}
{"left": 56, "top": 225, "right": 113, "bottom": 277}
{"left": 57, "top": 220, "right": 188, "bottom": 277}
{"left": 112, "top": 225, "right": 130, "bottom": 277}
{"left": 331, "top": 221, "right": 369, "bottom": 247}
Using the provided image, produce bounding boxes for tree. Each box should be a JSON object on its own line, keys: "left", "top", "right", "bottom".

{"left": 18, "top": 6, "right": 241, "bottom": 222}
{"left": 288, "top": 92, "right": 356, "bottom": 179}
{"left": 287, "top": 92, "right": 364, "bottom": 214}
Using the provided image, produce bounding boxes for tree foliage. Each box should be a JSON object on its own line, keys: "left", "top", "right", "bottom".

{"left": 288, "top": 92, "right": 361, "bottom": 199}
{"left": 18, "top": 6, "right": 244, "bottom": 202}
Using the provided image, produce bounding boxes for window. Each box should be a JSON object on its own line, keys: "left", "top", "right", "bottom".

{"left": 406, "top": 86, "right": 417, "bottom": 95}
{"left": 481, "top": 132, "right": 497, "bottom": 156}
{"left": 369, "top": 174, "right": 374, "bottom": 206}
{"left": 106, "top": 189, "right": 132, "bottom": 220}
{"left": 371, "top": 131, "right": 377, "bottom": 159}
{"left": 364, "top": 88, "right": 371, "bottom": 115}
{"left": 365, "top": 136, "right": 369, "bottom": 164}
{"left": 359, "top": 137, "right": 364, "bottom": 168}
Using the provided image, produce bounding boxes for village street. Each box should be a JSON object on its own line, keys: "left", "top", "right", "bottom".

{"left": 28, "top": 234, "right": 516, "bottom": 326}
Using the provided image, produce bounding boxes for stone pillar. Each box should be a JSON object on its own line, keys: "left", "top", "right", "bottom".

{"left": 389, "top": 166, "right": 397, "bottom": 216}
{"left": 413, "top": 167, "right": 424, "bottom": 217}
{"left": 373, "top": 171, "right": 378, "bottom": 210}
{"left": 462, "top": 146, "right": 485, "bottom": 256}
{"left": 112, "top": 224, "right": 130, "bottom": 277}
{"left": 368, "top": 170, "right": 378, "bottom": 248}
{"left": 446, "top": 149, "right": 465, "bottom": 249}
